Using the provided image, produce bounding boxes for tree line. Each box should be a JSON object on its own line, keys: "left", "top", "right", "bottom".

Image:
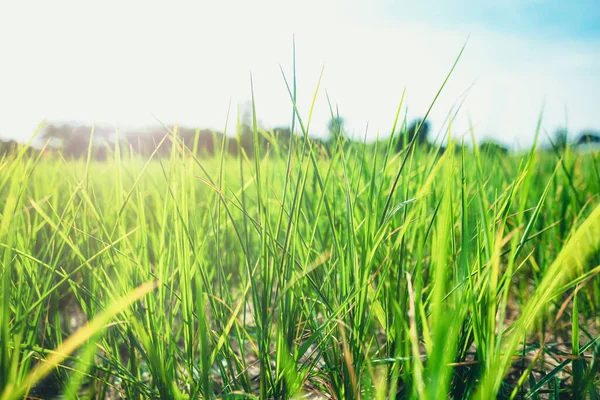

{"left": 1, "top": 118, "right": 599, "bottom": 160}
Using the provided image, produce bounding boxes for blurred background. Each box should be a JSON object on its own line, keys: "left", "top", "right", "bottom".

{"left": 1, "top": 0, "right": 599, "bottom": 150}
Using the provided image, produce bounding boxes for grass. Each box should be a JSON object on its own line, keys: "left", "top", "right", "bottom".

{"left": 1, "top": 60, "right": 600, "bottom": 399}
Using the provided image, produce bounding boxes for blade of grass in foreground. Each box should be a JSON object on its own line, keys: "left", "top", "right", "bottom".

{"left": 0, "top": 280, "right": 157, "bottom": 400}
{"left": 477, "top": 203, "right": 600, "bottom": 398}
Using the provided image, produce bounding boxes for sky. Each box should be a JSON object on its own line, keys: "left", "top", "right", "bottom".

{"left": 1, "top": 0, "right": 599, "bottom": 148}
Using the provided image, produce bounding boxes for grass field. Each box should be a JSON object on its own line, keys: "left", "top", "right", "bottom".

{"left": 1, "top": 77, "right": 600, "bottom": 398}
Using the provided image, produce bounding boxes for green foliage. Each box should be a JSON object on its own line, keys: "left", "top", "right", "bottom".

{"left": 327, "top": 115, "right": 345, "bottom": 142}
{"left": 396, "top": 119, "right": 430, "bottom": 152}
{"left": 1, "top": 62, "right": 599, "bottom": 399}
{"left": 0, "top": 116, "right": 598, "bottom": 398}
{"left": 479, "top": 139, "right": 509, "bottom": 155}
{"left": 553, "top": 128, "right": 569, "bottom": 150}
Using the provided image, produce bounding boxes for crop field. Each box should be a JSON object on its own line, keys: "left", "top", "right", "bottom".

{"left": 1, "top": 90, "right": 600, "bottom": 398}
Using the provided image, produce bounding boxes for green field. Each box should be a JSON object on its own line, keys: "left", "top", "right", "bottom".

{"left": 1, "top": 99, "right": 600, "bottom": 398}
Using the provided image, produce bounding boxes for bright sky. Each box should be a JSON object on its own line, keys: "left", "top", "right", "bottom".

{"left": 1, "top": 0, "right": 599, "bottom": 148}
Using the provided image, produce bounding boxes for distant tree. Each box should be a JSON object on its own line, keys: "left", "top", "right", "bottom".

{"left": 397, "top": 118, "right": 429, "bottom": 152}
{"left": 65, "top": 126, "right": 92, "bottom": 158}
{"left": 553, "top": 128, "right": 569, "bottom": 150}
{"left": 272, "top": 126, "right": 292, "bottom": 143}
{"left": 0, "top": 140, "right": 42, "bottom": 158}
{"left": 43, "top": 124, "right": 72, "bottom": 145}
{"left": 179, "top": 127, "right": 216, "bottom": 156}
{"left": 0, "top": 140, "right": 20, "bottom": 157}
{"left": 479, "top": 139, "right": 509, "bottom": 155}
{"left": 39, "top": 119, "right": 283, "bottom": 160}
{"left": 272, "top": 126, "right": 293, "bottom": 154}
{"left": 124, "top": 128, "right": 171, "bottom": 157}
{"left": 327, "top": 116, "right": 345, "bottom": 143}
{"left": 42, "top": 124, "right": 111, "bottom": 159}
{"left": 197, "top": 129, "right": 216, "bottom": 155}
{"left": 235, "top": 104, "right": 256, "bottom": 157}
{"left": 576, "top": 131, "right": 600, "bottom": 146}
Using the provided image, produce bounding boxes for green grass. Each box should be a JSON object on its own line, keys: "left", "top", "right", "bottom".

{"left": 1, "top": 70, "right": 600, "bottom": 398}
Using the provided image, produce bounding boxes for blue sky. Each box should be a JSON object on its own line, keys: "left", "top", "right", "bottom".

{"left": 0, "top": 0, "right": 598, "bottom": 148}
{"left": 385, "top": 1, "right": 600, "bottom": 38}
